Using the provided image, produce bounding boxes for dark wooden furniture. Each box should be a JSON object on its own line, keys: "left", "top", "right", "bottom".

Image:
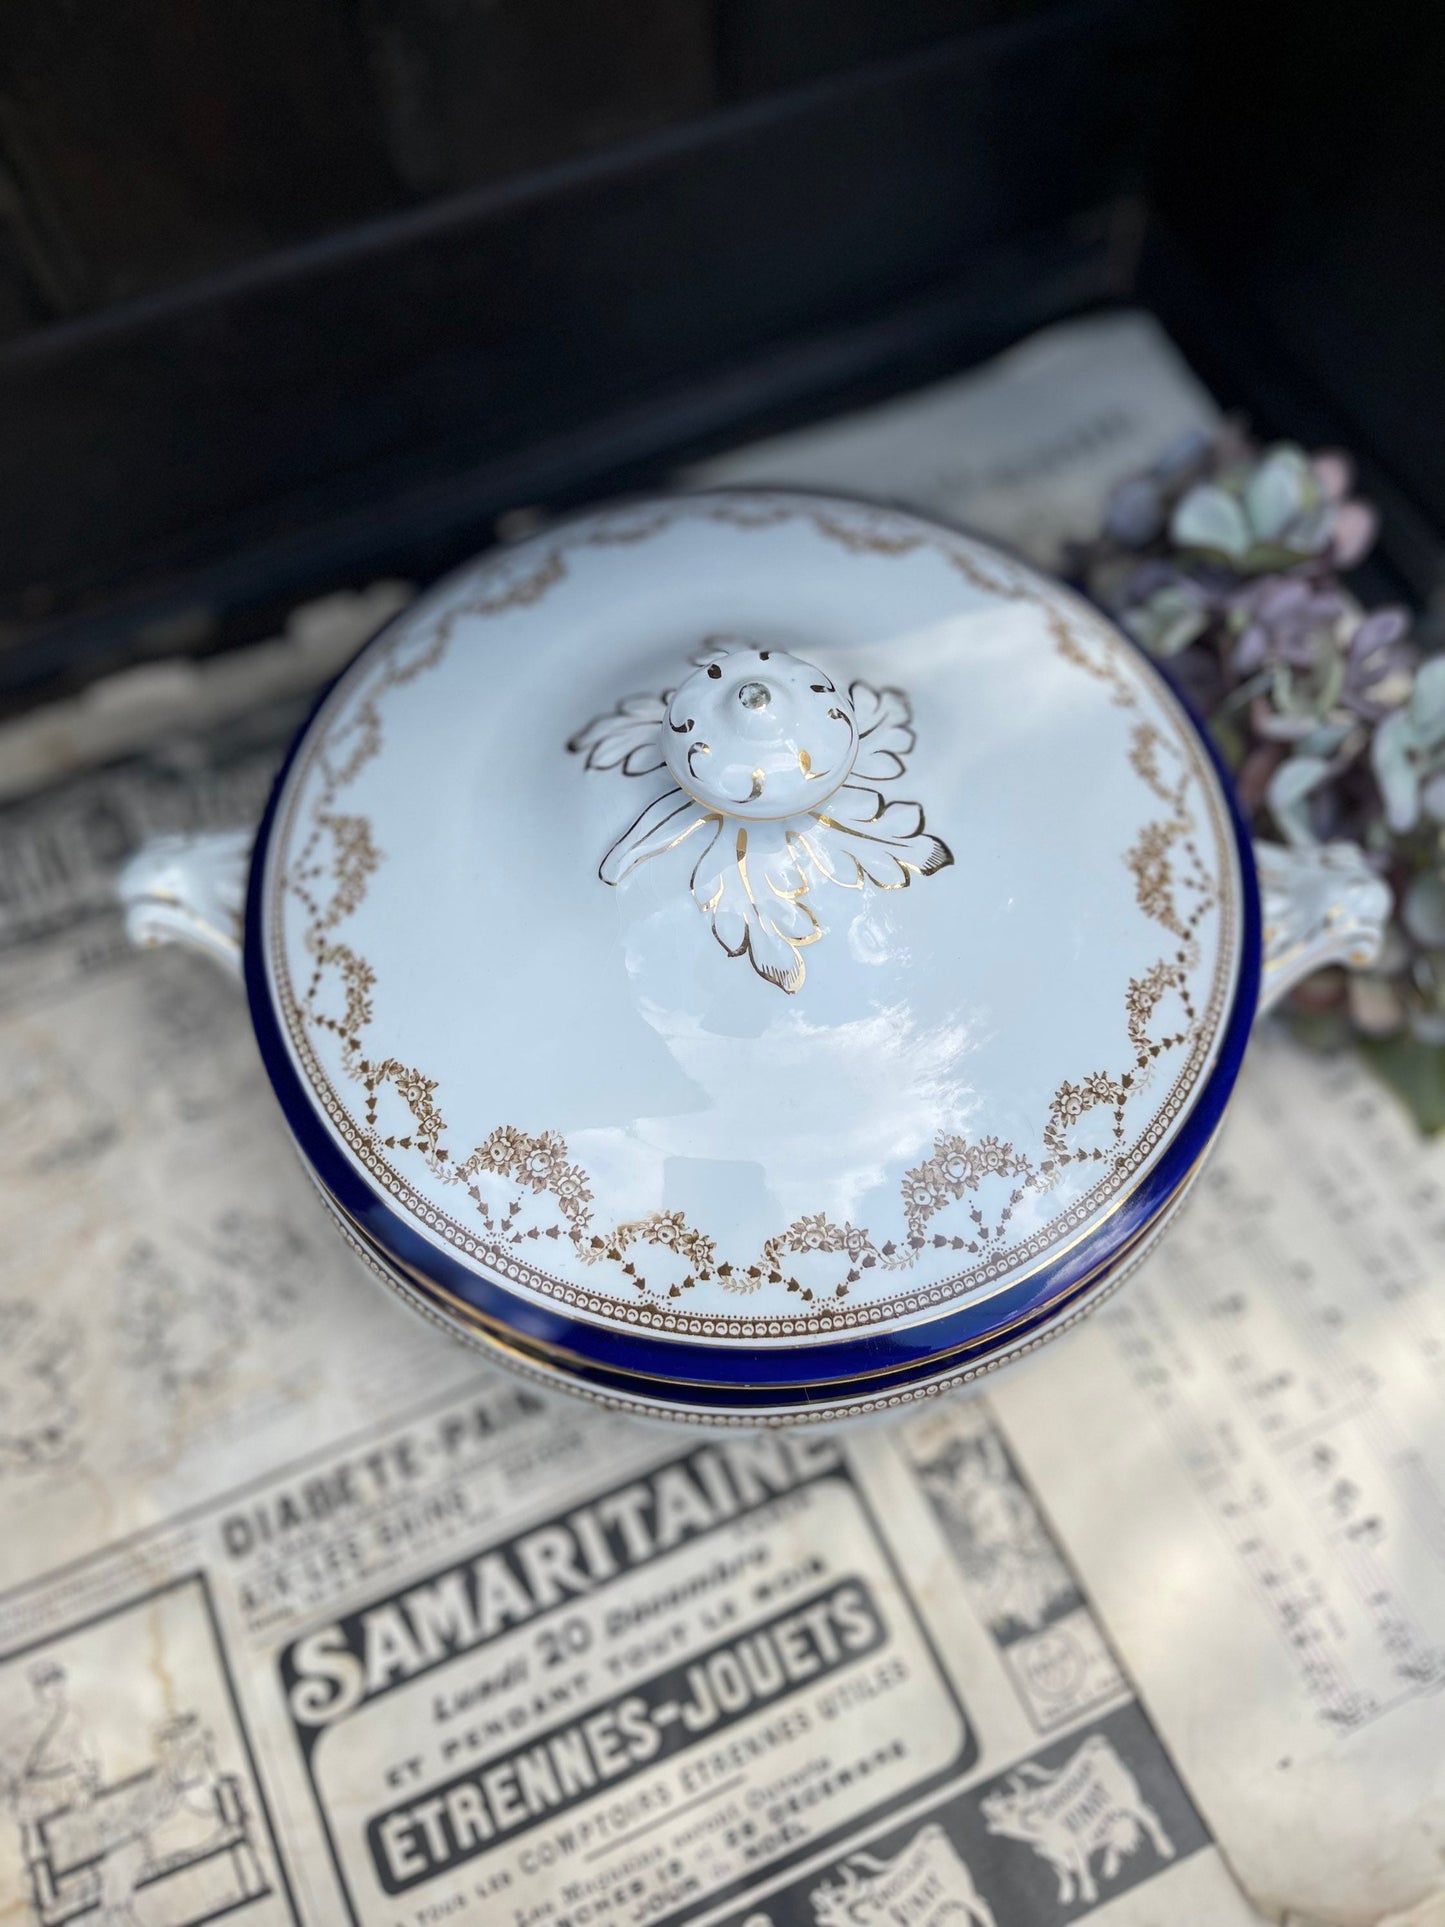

{"left": 0, "top": 0, "right": 1439, "bottom": 707}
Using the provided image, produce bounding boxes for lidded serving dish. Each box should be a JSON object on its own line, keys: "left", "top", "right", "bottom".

{"left": 121, "top": 490, "right": 1390, "bottom": 1425}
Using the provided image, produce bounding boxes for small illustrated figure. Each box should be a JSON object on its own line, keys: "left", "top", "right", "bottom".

{"left": 8, "top": 1660, "right": 100, "bottom": 1825}
{"left": 979, "top": 1735, "right": 1175, "bottom": 1906}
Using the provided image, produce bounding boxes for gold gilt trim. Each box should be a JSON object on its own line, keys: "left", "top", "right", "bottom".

{"left": 318, "top": 1138, "right": 1208, "bottom": 1426}
{"left": 266, "top": 493, "right": 1239, "bottom": 1340}
{"left": 570, "top": 661, "right": 949, "bottom": 992}
{"left": 317, "top": 1132, "right": 1207, "bottom": 1391}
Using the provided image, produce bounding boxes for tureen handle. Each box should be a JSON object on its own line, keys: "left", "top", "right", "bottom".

{"left": 115, "top": 829, "right": 251, "bottom": 982}
{"left": 1254, "top": 838, "right": 1392, "bottom": 1018}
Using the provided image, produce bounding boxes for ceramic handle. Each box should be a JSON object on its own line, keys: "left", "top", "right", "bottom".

{"left": 115, "top": 829, "right": 252, "bottom": 980}
{"left": 1254, "top": 838, "right": 1392, "bottom": 1018}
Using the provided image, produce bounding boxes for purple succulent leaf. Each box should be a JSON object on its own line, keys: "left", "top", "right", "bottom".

{"left": 1122, "top": 557, "right": 1182, "bottom": 597}
{"left": 1344, "top": 608, "right": 1415, "bottom": 718}
{"left": 1234, "top": 621, "right": 1270, "bottom": 674}
{"left": 1105, "top": 475, "right": 1166, "bottom": 547}
{"left": 1153, "top": 426, "right": 1215, "bottom": 482}
{"left": 1350, "top": 607, "right": 1409, "bottom": 663}
{"left": 1248, "top": 577, "right": 1313, "bottom": 622}
{"left": 1329, "top": 500, "right": 1379, "bottom": 571}
{"left": 1311, "top": 450, "right": 1354, "bottom": 502}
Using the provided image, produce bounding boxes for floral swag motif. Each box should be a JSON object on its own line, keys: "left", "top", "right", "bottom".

{"left": 276, "top": 497, "right": 1224, "bottom": 1318}
{"left": 568, "top": 659, "right": 953, "bottom": 992}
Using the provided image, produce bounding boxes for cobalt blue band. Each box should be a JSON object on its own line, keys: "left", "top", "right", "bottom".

{"left": 244, "top": 582, "right": 1261, "bottom": 1401}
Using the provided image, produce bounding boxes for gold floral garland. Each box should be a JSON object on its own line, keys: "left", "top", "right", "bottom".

{"left": 269, "top": 496, "right": 1235, "bottom": 1330}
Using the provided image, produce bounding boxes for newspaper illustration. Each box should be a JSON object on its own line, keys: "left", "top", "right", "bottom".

{"left": 904, "top": 1402, "right": 1125, "bottom": 1733}
{"left": 720, "top": 1697, "right": 1203, "bottom": 1927}
{"left": 992, "top": 1039, "right": 1445, "bottom": 1925}
{"left": 0, "top": 1574, "right": 291, "bottom": 1924}
{"left": 13, "top": 305, "right": 1423, "bottom": 1925}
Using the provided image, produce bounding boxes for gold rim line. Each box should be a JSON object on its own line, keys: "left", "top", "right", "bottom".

{"left": 323, "top": 1170, "right": 1195, "bottom": 1402}
{"left": 315, "top": 1133, "right": 1211, "bottom": 1395}
{"left": 668, "top": 765, "right": 856, "bottom": 825}
{"left": 331, "top": 1178, "right": 1194, "bottom": 1427}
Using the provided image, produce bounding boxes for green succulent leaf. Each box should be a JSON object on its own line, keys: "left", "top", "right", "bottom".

{"left": 1170, "top": 484, "right": 1252, "bottom": 561}
{"left": 1372, "top": 708, "right": 1421, "bottom": 833}
{"left": 1245, "top": 447, "right": 1311, "bottom": 541}
{"left": 1360, "top": 1034, "right": 1445, "bottom": 1135}
{"left": 1297, "top": 718, "right": 1355, "bottom": 757}
{"left": 1411, "top": 656, "right": 1445, "bottom": 743}
{"left": 1403, "top": 872, "right": 1445, "bottom": 948}
{"left": 1272, "top": 652, "right": 1346, "bottom": 722}
{"left": 1280, "top": 500, "right": 1332, "bottom": 556}
{"left": 1126, "top": 585, "right": 1209, "bottom": 657}
{"left": 1266, "top": 754, "right": 1331, "bottom": 845}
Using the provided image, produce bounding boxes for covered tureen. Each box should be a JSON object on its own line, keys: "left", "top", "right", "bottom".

{"left": 120, "top": 490, "right": 1390, "bottom": 1424}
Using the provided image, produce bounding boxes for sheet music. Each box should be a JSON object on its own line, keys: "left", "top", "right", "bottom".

{"left": 993, "top": 1034, "right": 1445, "bottom": 1925}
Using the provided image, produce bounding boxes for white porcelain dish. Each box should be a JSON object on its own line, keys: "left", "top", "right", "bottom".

{"left": 119, "top": 490, "right": 1390, "bottom": 1424}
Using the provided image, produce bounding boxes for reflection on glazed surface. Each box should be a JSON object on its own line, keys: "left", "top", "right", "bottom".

{"left": 624, "top": 992, "right": 986, "bottom": 1235}
{"left": 572, "top": 640, "right": 951, "bottom": 993}
{"left": 263, "top": 493, "right": 1241, "bottom": 1337}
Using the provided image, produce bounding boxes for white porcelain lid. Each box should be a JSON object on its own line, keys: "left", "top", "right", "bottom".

{"left": 261, "top": 492, "right": 1243, "bottom": 1351}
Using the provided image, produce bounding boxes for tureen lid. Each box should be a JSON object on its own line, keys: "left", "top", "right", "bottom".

{"left": 246, "top": 491, "right": 1256, "bottom": 1403}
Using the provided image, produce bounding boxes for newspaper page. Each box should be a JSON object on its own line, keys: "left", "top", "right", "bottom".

{"left": 697, "top": 309, "right": 1445, "bottom": 1926}
{"left": 0, "top": 733, "right": 1259, "bottom": 1923}
{"left": 0, "top": 305, "right": 1369, "bottom": 1927}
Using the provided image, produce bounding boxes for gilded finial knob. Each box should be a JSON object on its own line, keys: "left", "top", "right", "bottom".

{"left": 661, "top": 643, "right": 858, "bottom": 819}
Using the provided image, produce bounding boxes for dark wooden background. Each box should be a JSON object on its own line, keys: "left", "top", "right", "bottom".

{"left": 0, "top": 0, "right": 1440, "bottom": 708}
{"left": 0, "top": 0, "right": 1075, "bottom": 324}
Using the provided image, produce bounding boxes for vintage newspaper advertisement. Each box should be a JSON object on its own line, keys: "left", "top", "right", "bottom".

{"left": 0, "top": 306, "right": 1425, "bottom": 1927}
{"left": 0, "top": 763, "right": 1257, "bottom": 1924}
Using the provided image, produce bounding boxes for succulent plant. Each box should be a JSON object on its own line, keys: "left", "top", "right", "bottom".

{"left": 1102, "top": 428, "right": 1216, "bottom": 547}
{"left": 1232, "top": 583, "right": 1413, "bottom": 749}
{"left": 1343, "top": 609, "right": 1416, "bottom": 721}
{"left": 1371, "top": 657, "right": 1445, "bottom": 833}
{"left": 1073, "top": 425, "right": 1445, "bottom": 1128}
{"left": 1169, "top": 443, "right": 1378, "bottom": 576}
{"left": 1115, "top": 564, "right": 1216, "bottom": 658}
